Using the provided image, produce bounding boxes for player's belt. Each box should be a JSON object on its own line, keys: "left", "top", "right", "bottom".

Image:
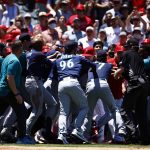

{"left": 61, "top": 76, "right": 77, "bottom": 81}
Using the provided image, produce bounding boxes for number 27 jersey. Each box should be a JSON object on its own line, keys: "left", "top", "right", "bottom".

{"left": 53, "top": 54, "right": 96, "bottom": 81}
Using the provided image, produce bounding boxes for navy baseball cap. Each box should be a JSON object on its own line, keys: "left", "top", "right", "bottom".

{"left": 0, "top": 42, "right": 6, "bottom": 50}
{"left": 96, "top": 50, "right": 107, "bottom": 62}
{"left": 19, "top": 33, "right": 31, "bottom": 42}
{"left": 64, "top": 41, "right": 78, "bottom": 52}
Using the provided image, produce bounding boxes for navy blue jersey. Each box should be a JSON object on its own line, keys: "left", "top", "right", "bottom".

{"left": 88, "top": 61, "right": 112, "bottom": 80}
{"left": 27, "top": 51, "right": 53, "bottom": 80}
{"left": 51, "top": 54, "right": 97, "bottom": 81}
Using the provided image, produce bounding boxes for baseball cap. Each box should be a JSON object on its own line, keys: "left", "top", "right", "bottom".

{"left": 64, "top": 41, "right": 78, "bottom": 52}
{"left": 5, "top": 34, "right": 14, "bottom": 42}
{"left": 141, "top": 38, "right": 150, "bottom": 44}
{"left": 76, "top": 4, "right": 85, "bottom": 11}
{"left": 146, "top": 5, "right": 150, "bottom": 10}
{"left": 86, "top": 26, "right": 94, "bottom": 32}
{"left": 121, "top": 3, "right": 128, "bottom": 9}
{"left": 96, "top": 50, "right": 107, "bottom": 61}
{"left": 61, "top": 0, "right": 70, "bottom": 4}
{"left": 132, "top": 15, "right": 140, "bottom": 20}
{"left": 83, "top": 46, "right": 95, "bottom": 57}
{"left": 24, "top": 13, "right": 31, "bottom": 18}
{"left": 124, "top": 38, "right": 139, "bottom": 47}
{"left": 99, "top": 29, "right": 106, "bottom": 33}
{"left": 48, "top": 18, "right": 56, "bottom": 24}
{"left": 114, "top": 45, "right": 125, "bottom": 53}
{"left": 19, "top": 33, "right": 31, "bottom": 42}
{"left": 73, "top": 17, "right": 80, "bottom": 22}
{"left": 119, "top": 31, "right": 127, "bottom": 36}
{"left": 39, "top": 12, "right": 47, "bottom": 17}
{"left": 133, "top": 27, "right": 141, "bottom": 33}
{"left": 0, "top": 25, "right": 8, "bottom": 31}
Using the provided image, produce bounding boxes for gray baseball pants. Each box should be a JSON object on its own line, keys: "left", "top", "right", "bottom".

{"left": 83, "top": 79, "right": 125, "bottom": 139}
{"left": 25, "top": 76, "right": 58, "bottom": 135}
{"left": 58, "top": 77, "right": 88, "bottom": 136}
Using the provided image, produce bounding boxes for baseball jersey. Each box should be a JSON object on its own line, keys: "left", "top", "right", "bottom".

{"left": 88, "top": 61, "right": 112, "bottom": 80}
{"left": 27, "top": 51, "right": 53, "bottom": 80}
{"left": 51, "top": 54, "right": 97, "bottom": 81}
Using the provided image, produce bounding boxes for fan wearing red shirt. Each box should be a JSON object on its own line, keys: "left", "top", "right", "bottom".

{"left": 66, "top": 4, "right": 93, "bottom": 31}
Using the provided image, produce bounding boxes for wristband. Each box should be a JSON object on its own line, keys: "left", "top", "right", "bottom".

{"left": 14, "top": 93, "right": 20, "bottom": 97}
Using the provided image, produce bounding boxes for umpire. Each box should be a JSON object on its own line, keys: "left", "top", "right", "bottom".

{"left": 114, "top": 38, "right": 150, "bottom": 145}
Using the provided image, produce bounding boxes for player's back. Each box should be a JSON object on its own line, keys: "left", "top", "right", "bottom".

{"left": 56, "top": 54, "right": 83, "bottom": 81}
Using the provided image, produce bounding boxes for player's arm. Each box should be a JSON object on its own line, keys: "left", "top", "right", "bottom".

{"left": 7, "top": 61, "right": 23, "bottom": 104}
{"left": 114, "top": 66, "right": 124, "bottom": 80}
{"left": 81, "top": 57, "right": 98, "bottom": 79}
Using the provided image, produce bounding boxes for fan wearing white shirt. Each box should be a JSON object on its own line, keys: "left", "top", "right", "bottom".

{"left": 104, "top": 16, "right": 125, "bottom": 46}
{"left": 78, "top": 26, "right": 98, "bottom": 49}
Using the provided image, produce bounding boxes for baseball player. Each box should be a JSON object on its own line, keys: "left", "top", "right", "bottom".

{"left": 83, "top": 50, "right": 126, "bottom": 143}
{"left": 25, "top": 36, "right": 58, "bottom": 140}
{"left": 51, "top": 41, "right": 98, "bottom": 144}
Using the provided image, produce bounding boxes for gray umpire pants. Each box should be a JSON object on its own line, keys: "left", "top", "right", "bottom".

{"left": 25, "top": 76, "right": 58, "bottom": 135}
{"left": 83, "top": 79, "right": 125, "bottom": 139}
{"left": 58, "top": 77, "right": 88, "bottom": 136}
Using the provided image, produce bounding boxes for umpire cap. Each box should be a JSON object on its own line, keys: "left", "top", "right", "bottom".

{"left": 124, "top": 38, "right": 139, "bottom": 47}
{"left": 64, "top": 41, "right": 78, "bottom": 54}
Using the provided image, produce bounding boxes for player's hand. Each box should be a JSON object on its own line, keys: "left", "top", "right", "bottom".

{"left": 15, "top": 95, "right": 23, "bottom": 104}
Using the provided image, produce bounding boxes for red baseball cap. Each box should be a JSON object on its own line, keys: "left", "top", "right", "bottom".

{"left": 0, "top": 25, "right": 8, "bottom": 31}
{"left": 83, "top": 46, "right": 95, "bottom": 57}
{"left": 5, "top": 34, "right": 14, "bottom": 42}
{"left": 114, "top": 45, "right": 125, "bottom": 53}
{"left": 76, "top": 4, "right": 85, "bottom": 11}
{"left": 141, "top": 38, "right": 150, "bottom": 44}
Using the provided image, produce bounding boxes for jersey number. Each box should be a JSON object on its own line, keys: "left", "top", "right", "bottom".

{"left": 60, "top": 59, "right": 74, "bottom": 70}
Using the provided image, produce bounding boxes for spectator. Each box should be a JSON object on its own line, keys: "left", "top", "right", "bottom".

{"left": 42, "top": 17, "right": 59, "bottom": 44}
{"left": 104, "top": 16, "right": 125, "bottom": 46}
{"left": 0, "top": 2, "right": 6, "bottom": 24}
{"left": 55, "top": 15, "right": 71, "bottom": 39}
{"left": 55, "top": 0, "right": 72, "bottom": 20}
{"left": 24, "top": 13, "right": 33, "bottom": 34}
{"left": 66, "top": 4, "right": 93, "bottom": 31}
{"left": 100, "top": 12, "right": 113, "bottom": 29}
{"left": 142, "top": 5, "right": 150, "bottom": 30}
{"left": 78, "top": 26, "right": 98, "bottom": 49}
{"left": 1, "top": 0, "right": 19, "bottom": 27}
{"left": 131, "top": 27, "right": 144, "bottom": 44}
{"left": 97, "top": 29, "right": 108, "bottom": 51}
{"left": 105, "top": 0, "right": 122, "bottom": 19}
{"left": 126, "top": 9, "right": 147, "bottom": 34}
{"left": 33, "top": 12, "right": 48, "bottom": 32}
{"left": 0, "top": 25, "right": 8, "bottom": 43}
{"left": 63, "top": 18, "right": 86, "bottom": 42}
